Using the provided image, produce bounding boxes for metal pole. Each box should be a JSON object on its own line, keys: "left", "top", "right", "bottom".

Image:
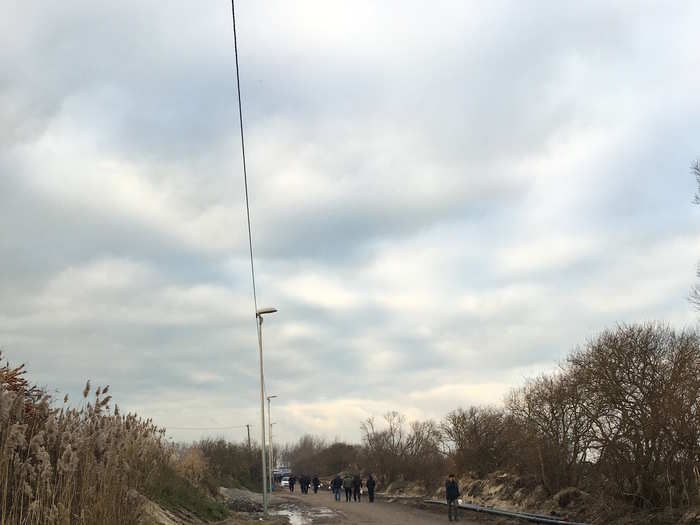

{"left": 268, "top": 397, "right": 273, "bottom": 493}
{"left": 267, "top": 395, "right": 278, "bottom": 493}
{"left": 257, "top": 316, "right": 268, "bottom": 513}
{"left": 270, "top": 422, "right": 277, "bottom": 489}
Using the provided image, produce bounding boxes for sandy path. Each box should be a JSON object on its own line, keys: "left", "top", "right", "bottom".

{"left": 279, "top": 490, "right": 509, "bottom": 525}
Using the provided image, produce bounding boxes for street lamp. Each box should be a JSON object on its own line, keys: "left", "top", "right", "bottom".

{"left": 256, "top": 307, "right": 277, "bottom": 513}
{"left": 267, "top": 395, "right": 278, "bottom": 494}
{"left": 257, "top": 307, "right": 278, "bottom": 315}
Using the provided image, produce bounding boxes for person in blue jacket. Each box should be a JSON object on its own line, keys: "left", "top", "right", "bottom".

{"left": 331, "top": 475, "right": 342, "bottom": 501}
{"left": 366, "top": 474, "right": 376, "bottom": 502}
{"left": 445, "top": 473, "right": 460, "bottom": 521}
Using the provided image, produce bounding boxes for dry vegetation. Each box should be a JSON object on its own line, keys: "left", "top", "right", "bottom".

{"left": 282, "top": 323, "right": 700, "bottom": 523}
{"left": 0, "top": 352, "right": 227, "bottom": 525}
{"left": 3, "top": 322, "right": 699, "bottom": 524}
{"left": 503, "top": 323, "right": 700, "bottom": 509}
{"left": 193, "top": 438, "right": 264, "bottom": 494}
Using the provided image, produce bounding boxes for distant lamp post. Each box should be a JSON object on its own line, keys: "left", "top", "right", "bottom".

{"left": 271, "top": 421, "right": 278, "bottom": 490}
{"left": 256, "top": 307, "right": 277, "bottom": 513}
{"left": 267, "top": 394, "right": 278, "bottom": 493}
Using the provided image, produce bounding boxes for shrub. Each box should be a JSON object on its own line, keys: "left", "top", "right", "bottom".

{"left": 176, "top": 447, "right": 209, "bottom": 487}
{"left": 195, "top": 438, "right": 262, "bottom": 492}
{"left": 145, "top": 463, "right": 229, "bottom": 521}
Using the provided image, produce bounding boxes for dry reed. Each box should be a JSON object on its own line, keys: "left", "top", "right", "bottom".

{"left": 0, "top": 352, "right": 170, "bottom": 525}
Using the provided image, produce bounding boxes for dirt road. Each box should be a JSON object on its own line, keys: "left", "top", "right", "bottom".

{"left": 279, "top": 491, "right": 513, "bottom": 525}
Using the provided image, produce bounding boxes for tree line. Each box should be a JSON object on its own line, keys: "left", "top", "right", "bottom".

{"left": 283, "top": 323, "right": 700, "bottom": 511}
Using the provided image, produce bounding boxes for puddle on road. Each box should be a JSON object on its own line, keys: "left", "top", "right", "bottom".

{"left": 273, "top": 504, "right": 339, "bottom": 524}
{"left": 274, "top": 508, "right": 308, "bottom": 525}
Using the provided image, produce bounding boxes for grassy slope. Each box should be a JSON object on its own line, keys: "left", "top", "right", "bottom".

{"left": 146, "top": 465, "right": 230, "bottom": 522}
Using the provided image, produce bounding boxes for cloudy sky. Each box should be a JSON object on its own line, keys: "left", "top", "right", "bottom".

{"left": 2, "top": 1, "right": 699, "bottom": 445}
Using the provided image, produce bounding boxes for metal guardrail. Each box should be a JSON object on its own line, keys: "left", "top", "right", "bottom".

{"left": 423, "top": 499, "right": 591, "bottom": 525}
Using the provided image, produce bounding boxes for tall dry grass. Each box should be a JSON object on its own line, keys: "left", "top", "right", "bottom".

{"left": 0, "top": 352, "right": 169, "bottom": 524}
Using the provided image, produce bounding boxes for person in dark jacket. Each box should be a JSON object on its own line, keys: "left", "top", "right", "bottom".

{"left": 445, "top": 474, "right": 460, "bottom": 521}
{"left": 289, "top": 475, "right": 296, "bottom": 493}
{"left": 331, "top": 475, "right": 342, "bottom": 501}
{"left": 312, "top": 476, "right": 320, "bottom": 494}
{"left": 342, "top": 474, "right": 353, "bottom": 502}
{"left": 366, "top": 474, "right": 376, "bottom": 502}
{"left": 352, "top": 474, "right": 362, "bottom": 502}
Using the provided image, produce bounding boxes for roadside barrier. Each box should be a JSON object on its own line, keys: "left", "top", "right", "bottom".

{"left": 423, "top": 499, "right": 591, "bottom": 525}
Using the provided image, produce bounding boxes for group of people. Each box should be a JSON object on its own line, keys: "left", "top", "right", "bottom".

{"left": 287, "top": 471, "right": 461, "bottom": 522}
{"left": 286, "top": 475, "right": 321, "bottom": 494}
{"left": 329, "top": 473, "right": 377, "bottom": 503}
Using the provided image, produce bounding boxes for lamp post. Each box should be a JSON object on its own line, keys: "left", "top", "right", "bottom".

{"left": 256, "top": 307, "right": 277, "bottom": 513}
{"left": 271, "top": 421, "right": 277, "bottom": 489}
{"left": 267, "top": 395, "right": 278, "bottom": 493}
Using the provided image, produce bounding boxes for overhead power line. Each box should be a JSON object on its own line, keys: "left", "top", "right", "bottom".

{"left": 231, "top": 0, "right": 258, "bottom": 315}
{"left": 166, "top": 424, "right": 248, "bottom": 431}
{"left": 230, "top": 4, "right": 273, "bottom": 513}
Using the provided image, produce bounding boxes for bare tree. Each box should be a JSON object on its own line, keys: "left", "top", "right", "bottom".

{"left": 691, "top": 160, "right": 700, "bottom": 309}
{"left": 442, "top": 406, "right": 520, "bottom": 478}
{"left": 281, "top": 434, "right": 327, "bottom": 475}
{"left": 507, "top": 372, "right": 594, "bottom": 493}
{"left": 568, "top": 323, "right": 700, "bottom": 507}
{"left": 361, "top": 412, "right": 444, "bottom": 485}
{"left": 280, "top": 435, "right": 360, "bottom": 476}
{"left": 361, "top": 413, "right": 405, "bottom": 484}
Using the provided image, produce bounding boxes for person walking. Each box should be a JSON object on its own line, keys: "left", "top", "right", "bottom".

{"left": 289, "top": 475, "right": 296, "bottom": 493}
{"left": 312, "top": 476, "right": 320, "bottom": 494}
{"left": 332, "top": 475, "right": 342, "bottom": 501}
{"left": 366, "top": 474, "right": 376, "bottom": 503}
{"left": 446, "top": 473, "right": 460, "bottom": 521}
{"left": 342, "top": 474, "right": 353, "bottom": 502}
{"left": 352, "top": 474, "right": 362, "bottom": 502}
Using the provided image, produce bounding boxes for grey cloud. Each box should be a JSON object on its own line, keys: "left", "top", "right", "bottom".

{"left": 2, "top": 0, "right": 700, "bottom": 444}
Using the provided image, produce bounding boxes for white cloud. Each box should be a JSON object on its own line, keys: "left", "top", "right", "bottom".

{"left": 2, "top": 0, "right": 700, "bottom": 446}
{"left": 279, "top": 273, "right": 361, "bottom": 310}
{"left": 496, "top": 234, "right": 601, "bottom": 275}
{"left": 408, "top": 383, "right": 511, "bottom": 408}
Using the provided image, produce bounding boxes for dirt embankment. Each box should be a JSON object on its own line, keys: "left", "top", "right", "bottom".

{"left": 383, "top": 473, "right": 700, "bottom": 525}
{"left": 452, "top": 473, "right": 700, "bottom": 525}
{"left": 140, "top": 488, "right": 289, "bottom": 525}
